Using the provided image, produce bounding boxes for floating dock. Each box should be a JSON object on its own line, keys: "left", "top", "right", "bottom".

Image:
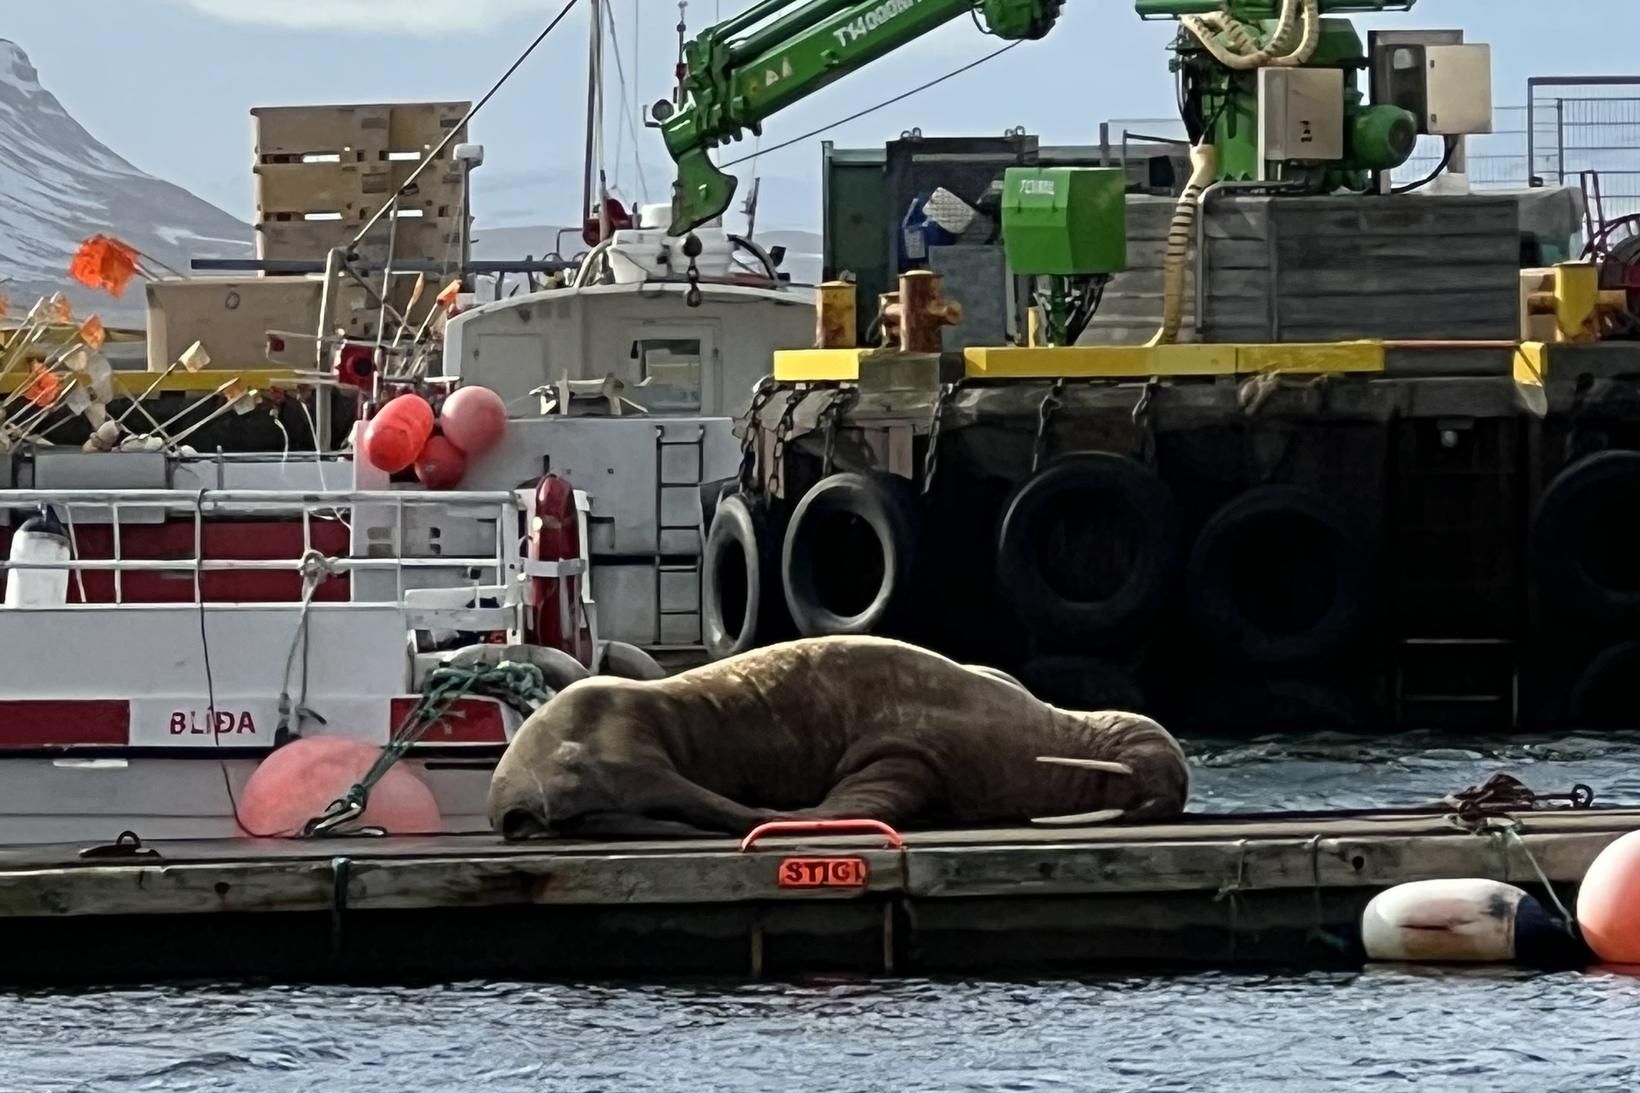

{"left": 0, "top": 807, "right": 1630, "bottom": 984}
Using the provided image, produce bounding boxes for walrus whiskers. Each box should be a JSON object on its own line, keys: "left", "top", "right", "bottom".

{"left": 1036, "top": 756, "right": 1134, "bottom": 775}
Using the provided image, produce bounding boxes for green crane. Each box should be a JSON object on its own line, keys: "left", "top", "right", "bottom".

{"left": 1137, "top": 0, "right": 1421, "bottom": 190}
{"left": 655, "top": 0, "right": 1064, "bottom": 236}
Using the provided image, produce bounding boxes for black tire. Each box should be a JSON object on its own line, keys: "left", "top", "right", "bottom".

{"left": 1530, "top": 450, "right": 1640, "bottom": 625}
{"left": 1567, "top": 640, "right": 1640, "bottom": 729}
{"left": 702, "top": 492, "right": 788, "bottom": 659}
{"left": 995, "top": 452, "right": 1181, "bottom": 647}
{"left": 1187, "top": 484, "right": 1371, "bottom": 665}
{"left": 698, "top": 477, "right": 736, "bottom": 539}
{"left": 1181, "top": 678, "right": 1369, "bottom": 736}
{"left": 781, "top": 472, "right": 921, "bottom": 637}
{"left": 1017, "top": 655, "right": 1146, "bottom": 712}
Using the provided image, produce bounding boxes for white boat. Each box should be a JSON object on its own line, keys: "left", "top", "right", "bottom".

{"left": 0, "top": 216, "right": 813, "bottom": 845}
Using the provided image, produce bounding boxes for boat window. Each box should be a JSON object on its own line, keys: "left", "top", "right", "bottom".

{"left": 631, "top": 337, "right": 703, "bottom": 411}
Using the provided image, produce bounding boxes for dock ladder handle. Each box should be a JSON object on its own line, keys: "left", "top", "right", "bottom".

{"left": 738, "top": 819, "right": 905, "bottom": 852}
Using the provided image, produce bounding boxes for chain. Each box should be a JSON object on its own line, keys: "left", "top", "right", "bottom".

{"left": 737, "top": 375, "right": 778, "bottom": 493}
{"left": 303, "top": 661, "right": 554, "bottom": 837}
{"left": 1132, "top": 378, "right": 1159, "bottom": 466}
{"left": 682, "top": 231, "right": 703, "bottom": 308}
{"left": 921, "top": 381, "right": 958, "bottom": 496}
{"left": 1031, "top": 378, "right": 1066, "bottom": 474}
{"left": 818, "top": 386, "right": 858, "bottom": 476}
{"left": 766, "top": 388, "right": 804, "bottom": 499}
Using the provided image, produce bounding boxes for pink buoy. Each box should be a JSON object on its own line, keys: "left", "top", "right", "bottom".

{"left": 439, "top": 384, "right": 507, "bottom": 457}
{"left": 414, "top": 433, "right": 467, "bottom": 489}
{"left": 1578, "top": 828, "right": 1640, "bottom": 964}
{"left": 236, "top": 735, "right": 442, "bottom": 837}
{"left": 363, "top": 393, "right": 435, "bottom": 474}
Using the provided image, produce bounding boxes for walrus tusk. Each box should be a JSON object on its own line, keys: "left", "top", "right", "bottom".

{"left": 1036, "top": 756, "right": 1134, "bottom": 775}
{"left": 1029, "top": 808, "right": 1125, "bottom": 826}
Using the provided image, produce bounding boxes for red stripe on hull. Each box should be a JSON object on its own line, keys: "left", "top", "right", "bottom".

{"left": 390, "top": 697, "right": 508, "bottom": 744}
{"left": 0, "top": 700, "right": 131, "bottom": 747}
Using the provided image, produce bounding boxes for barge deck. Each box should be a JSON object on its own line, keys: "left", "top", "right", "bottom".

{"left": 1, "top": 807, "right": 1630, "bottom": 984}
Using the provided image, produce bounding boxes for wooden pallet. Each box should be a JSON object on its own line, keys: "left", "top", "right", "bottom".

{"left": 254, "top": 160, "right": 465, "bottom": 221}
{"left": 251, "top": 101, "right": 471, "bottom": 162}
{"left": 254, "top": 216, "right": 466, "bottom": 264}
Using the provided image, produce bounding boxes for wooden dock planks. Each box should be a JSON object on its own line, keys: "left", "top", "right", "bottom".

{"left": 0, "top": 808, "right": 1631, "bottom": 981}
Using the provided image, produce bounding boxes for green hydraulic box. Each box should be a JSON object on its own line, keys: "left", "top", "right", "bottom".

{"left": 1000, "top": 166, "right": 1127, "bottom": 277}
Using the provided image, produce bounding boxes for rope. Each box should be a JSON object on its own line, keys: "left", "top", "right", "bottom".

{"left": 301, "top": 660, "right": 554, "bottom": 837}
{"left": 274, "top": 550, "right": 340, "bottom": 747}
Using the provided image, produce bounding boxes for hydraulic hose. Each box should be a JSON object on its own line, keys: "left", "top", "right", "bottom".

{"left": 1148, "top": 141, "right": 1218, "bottom": 348}
{"left": 1180, "top": 0, "right": 1318, "bottom": 71}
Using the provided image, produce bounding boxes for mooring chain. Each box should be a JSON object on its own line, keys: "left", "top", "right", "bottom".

{"left": 818, "top": 386, "right": 859, "bottom": 477}
{"left": 766, "top": 388, "right": 804, "bottom": 499}
{"left": 737, "top": 376, "right": 778, "bottom": 494}
{"left": 682, "top": 231, "right": 704, "bottom": 308}
{"left": 1031, "top": 379, "right": 1066, "bottom": 474}
{"left": 1132, "top": 378, "right": 1160, "bottom": 466}
{"left": 922, "top": 380, "right": 958, "bottom": 496}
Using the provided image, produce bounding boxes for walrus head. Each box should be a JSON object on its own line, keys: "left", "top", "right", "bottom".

{"left": 488, "top": 736, "right": 620, "bottom": 839}
{"left": 1030, "top": 714, "right": 1191, "bottom": 825}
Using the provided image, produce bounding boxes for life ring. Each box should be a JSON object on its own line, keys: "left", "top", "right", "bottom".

{"left": 528, "top": 473, "right": 593, "bottom": 665}
{"left": 781, "top": 471, "right": 921, "bottom": 637}
{"left": 995, "top": 452, "right": 1181, "bottom": 648}
{"left": 1016, "top": 655, "right": 1147, "bottom": 712}
{"left": 1187, "top": 484, "right": 1371, "bottom": 665}
{"left": 1530, "top": 450, "right": 1640, "bottom": 625}
{"left": 702, "top": 492, "right": 790, "bottom": 659}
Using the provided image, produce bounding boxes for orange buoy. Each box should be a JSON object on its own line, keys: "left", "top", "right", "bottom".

{"left": 236, "top": 735, "right": 442, "bottom": 837}
{"left": 439, "top": 384, "right": 507, "bottom": 458}
{"left": 414, "top": 433, "right": 467, "bottom": 489}
{"left": 1577, "top": 828, "right": 1640, "bottom": 963}
{"left": 362, "top": 393, "right": 434, "bottom": 474}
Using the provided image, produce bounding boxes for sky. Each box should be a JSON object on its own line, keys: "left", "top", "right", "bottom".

{"left": 6, "top": 0, "right": 1637, "bottom": 235}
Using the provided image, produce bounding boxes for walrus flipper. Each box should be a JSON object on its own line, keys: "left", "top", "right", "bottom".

{"left": 634, "top": 768, "right": 779, "bottom": 836}
{"left": 780, "top": 755, "right": 937, "bottom": 827}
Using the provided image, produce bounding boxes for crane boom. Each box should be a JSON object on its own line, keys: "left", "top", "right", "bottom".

{"left": 658, "top": 0, "right": 1062, "bottom": 236}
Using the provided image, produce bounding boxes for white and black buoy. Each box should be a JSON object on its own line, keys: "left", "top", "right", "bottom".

{"left": 4, "top": 504, "right": 71, "bottom": 608}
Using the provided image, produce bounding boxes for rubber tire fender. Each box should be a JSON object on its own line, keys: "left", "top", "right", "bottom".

{"left": 702, "top": 492, "right": 789, "bottom": 660}
{"left": 995, "top": 452, "right": 1182, "bottom": 647}
{"left": 1186, "top": 483, "right": 1371, "bottom": 666}
{"left": 1529, "top": 450, "right": 1640, "bottom": 626}
{"left": 598, "top": 640, "right": 667, "bottom": 681}
{"left": 1017, "top": 655, "right": 1146, "bottom": 713}
{"left": 781, "top": 471, "right": 922, "bottom": 637}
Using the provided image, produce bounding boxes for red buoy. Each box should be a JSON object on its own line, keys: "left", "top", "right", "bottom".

{"left": 236, "top": 735, "right": 442, "bottom": 837}
{"left": 1578, "top": 828, "right": 1640, "bottom": 964}
{"left": 363, "top": 393, "right": 434, "bottom": 474}
{"left": 439, "top": 385, "right": 507, "bottom": 458}
{"left": 414, "top": 433, "right": 467, "bottom": 489}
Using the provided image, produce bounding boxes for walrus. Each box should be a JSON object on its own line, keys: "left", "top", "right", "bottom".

{"left": 486, "top": 635, "right": 1189, "bottom": 840}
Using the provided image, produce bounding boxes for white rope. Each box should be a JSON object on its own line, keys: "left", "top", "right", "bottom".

{"left": 275, "top": 548, "right": 340, "bottom": 743}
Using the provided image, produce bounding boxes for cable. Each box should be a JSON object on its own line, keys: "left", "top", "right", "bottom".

{"left": 351, "top": 0, "right": 583, "bottom": 245}
{"left": 1392, "top": 136, "right": 1458, "bottom": 195}
{"left": 719, "top": 42, "right": 1021, "bottom": 169}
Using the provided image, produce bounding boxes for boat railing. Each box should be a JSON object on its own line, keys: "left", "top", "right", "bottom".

{"left": 0, "top": 489, "right": 527, "bottom": 627}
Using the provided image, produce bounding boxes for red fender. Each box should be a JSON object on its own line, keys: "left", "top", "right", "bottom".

{"left": 528, "top": 473, "right": 593, "bottom": 666}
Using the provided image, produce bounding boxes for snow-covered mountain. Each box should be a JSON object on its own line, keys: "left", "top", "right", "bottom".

{"left": 0, "top": 40, "right": 251, "bottom": 328}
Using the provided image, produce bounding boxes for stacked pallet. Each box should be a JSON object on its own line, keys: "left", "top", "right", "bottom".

{"left": 251, "top": 101, "right": 473, "bottom": 341}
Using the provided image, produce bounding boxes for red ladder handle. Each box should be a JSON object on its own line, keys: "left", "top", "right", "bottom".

{"left": 739, "top": 819, "right": 905, "bottom": 852}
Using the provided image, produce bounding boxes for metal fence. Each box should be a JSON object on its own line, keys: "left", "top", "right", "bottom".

{"left": 1528, "top": 78, "right": 1640, "bottom": 227}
